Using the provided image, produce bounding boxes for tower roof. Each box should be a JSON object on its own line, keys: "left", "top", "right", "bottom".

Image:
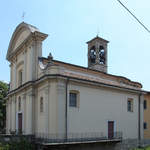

{"left": 86, "top": 36, "right": 109, "bottom": 44}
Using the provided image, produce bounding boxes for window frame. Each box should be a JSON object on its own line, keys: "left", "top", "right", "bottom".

{"left": 144, "top": 100, "right": 147, "bottom": 110}
{"left": 144, "top": 122, "right": 147, "bottom": 130}
{"left": 127, "top": 98, "right": 133, "bottom": 112}
{"left": 69, "top": 90, "right": 79, "bottom": 108}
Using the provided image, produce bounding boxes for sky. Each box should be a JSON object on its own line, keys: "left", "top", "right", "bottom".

{"left": 0, "top": 0, "right": 150, "bottom": 90}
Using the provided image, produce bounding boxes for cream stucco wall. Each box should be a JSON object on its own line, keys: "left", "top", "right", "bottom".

{"left": 67, "top": 82, "right": 142, "bottom": 139}
{"left": 35, "top": 80, "right": 59, "bottom": 135}
{"left": 6, "top": 75, "right": 144, "bottom": 140}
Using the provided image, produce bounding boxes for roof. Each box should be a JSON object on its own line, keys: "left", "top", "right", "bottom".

{"left": 39, "top": 57, "right": 142, "bottom": 90}
{"left": 87, "top": 36, "right": 109, "bottom": 44}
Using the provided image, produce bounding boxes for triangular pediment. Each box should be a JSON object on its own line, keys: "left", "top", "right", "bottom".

{"left": 87, "top": 36, "right": 109, "bottom": 44}
{"left": 6, "top": 22, "right": 39, "bottom": 61}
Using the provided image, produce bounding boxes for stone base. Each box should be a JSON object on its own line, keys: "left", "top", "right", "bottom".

{"left": 40, "top": 139, "right": 150, "bottom": 150}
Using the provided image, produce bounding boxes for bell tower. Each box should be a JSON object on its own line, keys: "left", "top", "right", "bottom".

{"left": 87, "top": 36, "right": 109, "bottom": 73}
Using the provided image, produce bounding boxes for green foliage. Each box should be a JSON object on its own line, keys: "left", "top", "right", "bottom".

{"left": 0, "top": 81, "right": 9, "bottom": 132}
{"left": 0, "top": 143, "right": 9, "bottom": 150}
{"left": 0, "top": 137, "right": 35, "bottom": 150}
{"left": 132, "top": 146, "right": 150, "bottom": 150}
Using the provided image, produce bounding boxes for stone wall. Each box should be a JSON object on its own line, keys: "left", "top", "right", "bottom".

{"left": 1, "top": 135, "right": 150, "bottom": 150}
{"left": 40, "top": 139, "right": 150, "bottom": 150}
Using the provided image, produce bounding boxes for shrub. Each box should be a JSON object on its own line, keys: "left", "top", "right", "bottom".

{"left": 0, "top": 137, "right": 35, "bottom": 150}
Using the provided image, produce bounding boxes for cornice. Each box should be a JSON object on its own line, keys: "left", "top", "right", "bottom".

{"left": 6, "top": 74, "right": 146, "bottom": 99}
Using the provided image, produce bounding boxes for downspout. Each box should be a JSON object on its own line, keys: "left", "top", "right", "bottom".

{"left": 65, "top": 78, "right": 69, "bottom": 140}
{"left": 138, "top": 93, "right": 142, "bottom": 142}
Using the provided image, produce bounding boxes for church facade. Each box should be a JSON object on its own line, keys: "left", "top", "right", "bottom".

{"left": 6, "top": 22, "right": 145, "bottom": 141}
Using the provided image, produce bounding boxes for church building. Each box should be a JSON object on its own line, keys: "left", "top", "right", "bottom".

{"left": 6, "top": 22, "right": 145, "bottom": 142}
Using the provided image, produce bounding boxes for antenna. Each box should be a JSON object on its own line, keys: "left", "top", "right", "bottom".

{"left": 22, "top": 12, "right": 26, "bottom": 22}
{"left": 96, "top": 26, "right": 99, "bottom": 37}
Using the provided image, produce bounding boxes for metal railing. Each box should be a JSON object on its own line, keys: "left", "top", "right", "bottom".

{"left": 35, "top": 132, "right": 122, "bottom": 144}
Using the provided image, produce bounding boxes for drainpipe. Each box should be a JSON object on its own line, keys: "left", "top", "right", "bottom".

{"left": 138, "top": 93, "right": 142, "bottom": 143}
{"left": 65, "top": 78, "right": 69, "bottom": 140}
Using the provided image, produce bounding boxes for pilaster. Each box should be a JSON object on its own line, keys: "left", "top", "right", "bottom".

{"left": 140, "top": 94, "right": 144, "bottom": 139}
{"left": 57, "top": 80, "right": 66, "bottom": 135}
{"left": 23, "top": 94, "right": 26, "bottom": 134}
{"left": 23, "top": 48, "right": 27, "bottom": 83}
{"left": 44, "top": 85, "right": 49, "bottom": 134}
{"left": 95, "top": 41, "right": 100, "bottom": 64}
{"left": 14, "top": 59, "right": 17, "bottom": 89}
{"left": 26, "top": 90, "right": 34, "bottom": 134}
{"left": 11, "top": 96, "right": 16, "bottom": 131}
{"left": 6, "top": 100, "right": 9, "bottom": 133}
{"left": 10, "top": 98, "right": 12, "bottom": 131}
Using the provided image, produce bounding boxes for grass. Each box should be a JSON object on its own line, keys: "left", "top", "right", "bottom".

{"left": 132, "top": 147, "right": 150, "bottom": 150}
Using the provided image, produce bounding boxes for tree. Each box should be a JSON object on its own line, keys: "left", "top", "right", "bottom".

{"left": 0, "top": 81, "right": 8, "bottom": 133}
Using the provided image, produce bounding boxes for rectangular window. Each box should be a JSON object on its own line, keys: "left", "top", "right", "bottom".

{"left": 69, "top": 92, "right": 77, "bottom": 107}
{"left": 144, "top": 100, "right": 147, "bottom": 109}
{"left": 127, "top": 98, "right": 133, "bottom": 112}
{"left": 144, "top": 122, "right": 147, "bottom": 129}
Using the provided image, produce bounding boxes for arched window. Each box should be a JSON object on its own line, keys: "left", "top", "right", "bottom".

{"left": 99, "top": 46, "right": 105, "bottom": 64}
{"left": 40, "top": 97, "right": 44, "bottom": 113}
{"left": 89, "top": 46, "right": 96, "bottom": 64}
{"left": 18, "top": 96, "right": 21, "bottom": 111}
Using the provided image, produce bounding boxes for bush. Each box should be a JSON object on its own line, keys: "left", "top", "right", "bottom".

{"left": 0, "top": 137, "right": 35, "bottom": 150}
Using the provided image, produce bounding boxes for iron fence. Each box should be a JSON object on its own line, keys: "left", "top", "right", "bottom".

{"left": 35, "top": 131, "right": 122, "bottom": 144}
